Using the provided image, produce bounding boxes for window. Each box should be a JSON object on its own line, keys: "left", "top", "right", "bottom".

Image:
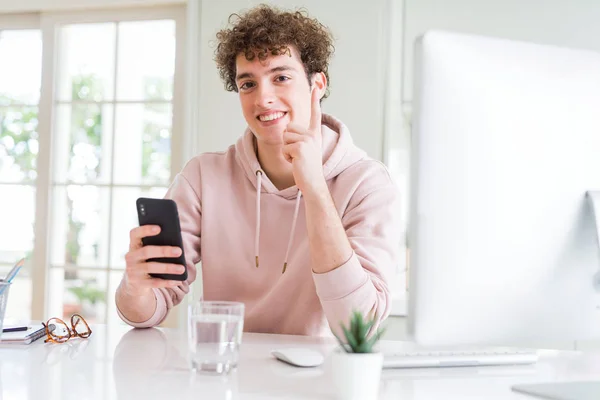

{"left": 0, "top": 6, "right": 185, "bottom": 328}
{"left": 0, "top": 26, "right": 42, "bottom": 322}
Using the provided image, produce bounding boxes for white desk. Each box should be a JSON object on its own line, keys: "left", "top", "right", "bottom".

{"left": 1, "top": 324, "right": 600, "bottom": 400}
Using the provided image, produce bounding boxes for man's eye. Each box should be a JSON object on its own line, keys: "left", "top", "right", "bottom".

{"left": 240, "top": 82, "right": 255, "bottom": 90}
{"left": 276, "top": 76, "right": 290, "bottom": 82}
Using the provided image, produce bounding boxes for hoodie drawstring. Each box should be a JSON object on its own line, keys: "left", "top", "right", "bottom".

{"left": 255, "top": 170, "right": 262, "bottom": 268}
{"left": 254, "top": 169, "right": 302, "bottom": 274}
{"left": 282, "top": 190, "right": 302, "bottom": 274}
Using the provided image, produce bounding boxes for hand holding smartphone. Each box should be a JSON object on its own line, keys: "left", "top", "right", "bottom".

{"left": 136, "top": 198, "right": 188, "bottom": 281}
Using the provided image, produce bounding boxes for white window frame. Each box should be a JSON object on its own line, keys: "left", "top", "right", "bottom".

{"left": 0, "top": 13, "right": 43, "bottom": 322}
{"left": 0, "top": 5, "right": 187, "bottom": 323}
{"left": 381, "top": 0, "right": 409, "bottom": 317}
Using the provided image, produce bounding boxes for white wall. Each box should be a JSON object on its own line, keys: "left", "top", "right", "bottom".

{"left": 0, "top": 0, "right": 183, "bottom": 13}
{"left": 402, "top": 0, "right": 600, "bottom": 103}
{"left": 196, "top": 0, "right": 391, "bottom": 160}
{"left": 388, "top": 0, "right": 600, "bottom": 154}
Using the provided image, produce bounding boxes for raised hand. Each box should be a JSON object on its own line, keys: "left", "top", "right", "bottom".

{"left": 282, "top": 88, "right": 327, "bottom": 196}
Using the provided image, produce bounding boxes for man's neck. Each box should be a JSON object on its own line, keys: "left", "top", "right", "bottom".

{"left": 256, "top": 139, "right": 295, "bottom": 191}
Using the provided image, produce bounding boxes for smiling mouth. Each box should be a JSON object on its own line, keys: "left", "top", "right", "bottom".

{"left": 258, "top": 111, "right": 287, "bottom": 122}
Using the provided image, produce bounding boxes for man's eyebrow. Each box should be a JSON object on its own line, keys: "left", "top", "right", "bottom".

{"left": 235, "top": 65, "right": 296, "bottom": 81}
{"left": 268, "top": 65, "right": 295, "bottom": 74}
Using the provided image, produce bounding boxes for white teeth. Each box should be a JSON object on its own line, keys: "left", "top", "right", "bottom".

{"left": 259, "top": 112, "right": 285, "bottom": 122}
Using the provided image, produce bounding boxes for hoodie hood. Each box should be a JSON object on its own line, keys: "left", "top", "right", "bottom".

{"left": 234, "top": 113, "right": 367, "bottom": 199}
{"left": 234, "top": 113, "right": 368, "bottom": 273}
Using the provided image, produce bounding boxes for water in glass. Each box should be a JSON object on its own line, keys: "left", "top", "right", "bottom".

{"left": 188, "top": 302, "right": 244, "bottom": 374}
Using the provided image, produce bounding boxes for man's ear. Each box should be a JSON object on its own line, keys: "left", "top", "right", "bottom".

{"left": 311, "top": 72, "right": 327, "bottom": 100}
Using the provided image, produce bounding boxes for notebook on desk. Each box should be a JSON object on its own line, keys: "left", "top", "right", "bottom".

{"left": 0, "top": 323, "right": 53, "bottom": 345}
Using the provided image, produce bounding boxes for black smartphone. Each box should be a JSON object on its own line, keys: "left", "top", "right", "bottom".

{"left": 136, "top": 197, "right": 188, "bottom": 281}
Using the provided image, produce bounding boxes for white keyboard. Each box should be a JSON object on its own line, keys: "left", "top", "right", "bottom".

{"left": 382, "top": 349, "right": 538, "bottom": 369}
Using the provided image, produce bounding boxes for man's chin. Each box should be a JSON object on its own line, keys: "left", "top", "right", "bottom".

{"left": 252, "top": 127, "right": 285, "bottom": 145}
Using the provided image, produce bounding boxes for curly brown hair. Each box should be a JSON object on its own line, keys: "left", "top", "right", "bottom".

{"left": 214, "top": 4, "right": 335, "bottom": 99}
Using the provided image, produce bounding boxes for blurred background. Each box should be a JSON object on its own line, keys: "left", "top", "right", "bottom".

{"left": 0, "top": 0, "right": 599, "bottom": 335}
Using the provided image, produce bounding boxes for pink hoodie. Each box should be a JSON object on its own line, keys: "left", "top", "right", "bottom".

{"left": 118, "top": 114, "right": 402, "bottom": 337}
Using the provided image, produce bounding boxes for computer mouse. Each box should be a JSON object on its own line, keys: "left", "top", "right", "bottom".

{"left": 271, "top": 348, "right": 325, "bottom": 368}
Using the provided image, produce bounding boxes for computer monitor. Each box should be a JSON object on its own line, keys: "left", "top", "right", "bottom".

{"left": 407, "top": 30, "right": 600, "bottom": 349}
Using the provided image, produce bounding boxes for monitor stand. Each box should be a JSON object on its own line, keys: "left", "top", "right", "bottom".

{"left": 510, "top": 191, "right": 600, "bottom": 400}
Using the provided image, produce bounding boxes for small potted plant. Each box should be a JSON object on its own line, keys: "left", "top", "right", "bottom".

{"left": 331, "top": 310, "right": 386, "bottom": 400}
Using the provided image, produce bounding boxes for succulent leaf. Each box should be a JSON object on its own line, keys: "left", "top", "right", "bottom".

{"left": 337, "top": 310, "right": 384, "bottom": 354}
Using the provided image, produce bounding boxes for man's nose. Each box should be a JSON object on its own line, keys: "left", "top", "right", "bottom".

{"left": 255, "top": 84, "right": 276, "bottom": 107}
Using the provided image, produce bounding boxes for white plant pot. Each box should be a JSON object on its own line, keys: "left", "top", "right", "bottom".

{"left": 331, "top": 349, "right": 383, "bottom": 400}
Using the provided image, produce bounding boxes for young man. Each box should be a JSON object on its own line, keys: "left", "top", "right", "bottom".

{"left": 115, "top": 5, "right": 402, "bottom": 337}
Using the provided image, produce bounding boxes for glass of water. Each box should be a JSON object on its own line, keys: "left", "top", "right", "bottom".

{"left": 188, "top": 301, "right": 245, "bottom": 374}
